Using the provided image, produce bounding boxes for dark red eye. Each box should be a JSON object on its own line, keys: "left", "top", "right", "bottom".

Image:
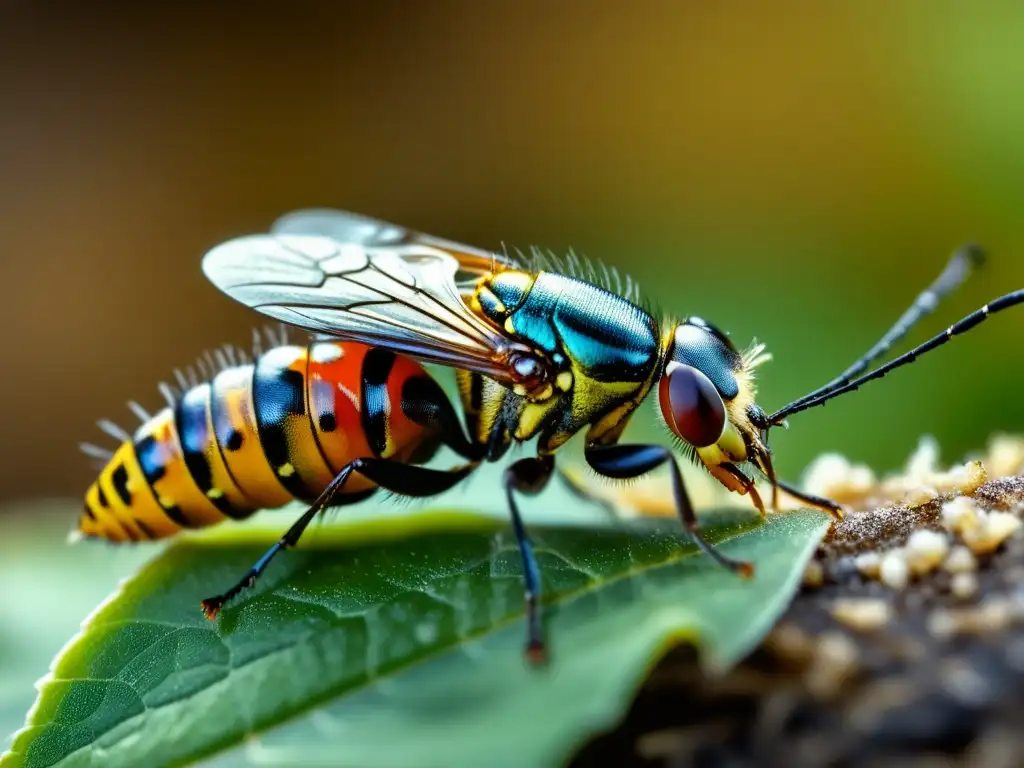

{"left": 659, "top": 364, "right": 727, "bottom": 447}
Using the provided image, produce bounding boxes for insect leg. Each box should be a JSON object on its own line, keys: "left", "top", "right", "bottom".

{"left": 400, "top": 374, "right": 484, "bottom": 461}
{"left": 504, "top": 455, "right": 555, "bottom": 665}
{"left": 585, "top": 444, "right": 754, "bottom": 577}
{"left": 200, "top": 463, "right": 357, "bottom": 619}
{"left": 776, "top": 479, "right": 845, "bottom": 518}
{"left": 200, "top": 459, "right": 477, "bottom": 619}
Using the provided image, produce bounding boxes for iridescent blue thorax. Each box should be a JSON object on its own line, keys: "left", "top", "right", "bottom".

{"left": 480, "top": 270, "right": 660, "bottom": 383}
{"left": 467, "top": 269, "right": 663, "bottom": 454}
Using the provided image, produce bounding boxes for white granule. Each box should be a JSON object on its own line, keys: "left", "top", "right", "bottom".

{"left": 987, "top": 434, "right": 1024, "bottom": 478}
{"left": 879, "top": 549, "right": 910, "bottom": 590}
{"left": 950, "top": 572, "right": 979, "bottom": 600}
{"left": 903, "top": 486, "right": 939, "bottom": 508}
{"left": 962, "top": 511, "right": 1023, "bottom": 556}
{"left": 904, "top": 528, "right": 950, "bottom": 576}
{"left": 854, "top": 551, "right": 882, "bottom": 579}
{"left": 802, "top": 560, "right": 825, "bottom": 588}
{"left": 942, "top": 545, "right": 978, "bottom": 574}
{"left": 801, "top": 453, "right": 876, "bottom": 502}
{"left": 905, "top": 436, "right": 941, "bottom": 482}
{"left": 831, "top": 598, "right": 892, "bottom": 631}
{"left": 940, "top": 496, "right": 982, "bottom": 534}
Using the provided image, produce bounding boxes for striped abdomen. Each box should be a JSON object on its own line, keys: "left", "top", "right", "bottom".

{"left": 79, "top": 341, "right": 439, "bottom": 542}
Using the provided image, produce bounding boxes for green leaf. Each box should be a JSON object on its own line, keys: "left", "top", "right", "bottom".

{"left": 2, "top": 502, "right": 829, "bottom": 768}
{"left": 0, "top": 506, "right": 152, "bottom": 746}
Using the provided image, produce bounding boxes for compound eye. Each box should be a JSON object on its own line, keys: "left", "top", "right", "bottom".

{"left": 658, "top": 364, "right": 727, "bottom": 447}
{"left": 687, "top": 316, "right": 737, "bottom": 354}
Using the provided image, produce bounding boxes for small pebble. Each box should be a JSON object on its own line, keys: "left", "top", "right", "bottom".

{"left": 942, "top": 545, "right": 978, "bottom": 573}
{"left": 962, "top": 511, "right": 1023, "bottom": 555}
{"left": 879, "top": 549, "right": 910, "bottom": 590}
{"left": 904, "top": 528, "right": 950, "bottom": 576}
{"left": 805, "top": 631, "right": 860, "bottom": 699}
{"left": 987, "top": 434, "right": 1024, "bottom": 478}
{"left": 980, "top": 598, "right": 1016, "bottom": 629}
{"left": 831, "top": 598, "right": 892, "bottom": 631}
{"left": 854, "top": 551, "right": 882, "bottom": 579}
{"left": 941, "top": 496, "right": 982, "bottom": 534}
{"left": 765, "top": 622, "right": 815, "bottom": 663}
{"left": 903, "top": 485, "right": 939, "bottom": 507}
{"left": 950, "top": 572, "right": 978, "bottom": 600}
{"left": 956, "top": 460, "right": 989, "bottom": 494}
{"left": 905, "top": 436, "right": 941, "bottom": 481}
{"left": 988, "top": 509, "right": 1022, "bottom": 537}
{"left": 928, "top": 599, "right": 1015, "bottom": 639}
{"left": 932, "top": 460, "right": 988, "bottom": 495}
{"left": 802, "top": 560, "right": 825, "bottom": 588}
{"left": 940, "top": 658, "right": 995, "bottom": 706}
{"left": 802, "top": 454, "right": 876, "bottom": 503}
{"left": 928, "top": 609, "right": 957, "bottom": 639}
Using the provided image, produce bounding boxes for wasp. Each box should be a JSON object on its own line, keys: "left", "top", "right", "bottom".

{"left": 78, "top": 209, "right": 1023, "bottom": 663}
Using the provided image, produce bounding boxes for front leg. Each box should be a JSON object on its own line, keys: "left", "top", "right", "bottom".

{"left": 504, "top": 455, "right": 555, "bottom": 665}
{"left": 585, "top": 444, "right": 754, "bottom": 577}
{"left": 777, "top": 478, "right": 845, "bottom": 518}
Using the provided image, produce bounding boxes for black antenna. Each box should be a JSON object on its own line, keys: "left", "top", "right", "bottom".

{"left": 770, "top": 287, "right": 1024, "bottom": 424}
{"left": 777, "top": 244, "right": 986, "bottom": 417}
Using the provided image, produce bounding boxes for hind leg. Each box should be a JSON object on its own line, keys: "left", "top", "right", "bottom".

{"left": 201, "top": 459, "right": 477, "bottom": 618}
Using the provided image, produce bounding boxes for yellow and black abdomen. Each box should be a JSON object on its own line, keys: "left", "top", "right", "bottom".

{"left": 79, "top": 340, "right": 437, "bottom": 542}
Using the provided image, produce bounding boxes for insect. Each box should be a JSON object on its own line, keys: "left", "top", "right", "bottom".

{"left": 78, "top": 209, "right": 1023, "bottom": 664}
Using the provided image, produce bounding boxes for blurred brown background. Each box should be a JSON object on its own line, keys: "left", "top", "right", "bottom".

{"left": 1, "top": 2, "right": 1023, "bottom": 507}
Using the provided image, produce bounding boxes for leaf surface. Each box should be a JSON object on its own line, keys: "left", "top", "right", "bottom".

{"left": 2, "top": 500, "right": 829, "bottom": 768}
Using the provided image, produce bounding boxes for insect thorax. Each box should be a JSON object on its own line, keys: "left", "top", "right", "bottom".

{"left": 469, "top": 270, "right": 663, "bottom": 452}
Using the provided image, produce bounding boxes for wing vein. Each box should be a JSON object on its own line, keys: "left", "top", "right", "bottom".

{"left": 358, "top": 262, "right": 494, "bottom": 346}
{"left": 202, "top": 213, "right": 525, "bottom": 385}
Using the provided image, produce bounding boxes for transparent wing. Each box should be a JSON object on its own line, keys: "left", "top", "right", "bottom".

{"left": 270, "top": 208, "right": 514, "bottom": 282}
{"left": 202, "top": 232, "right": 528, "bottom": 382}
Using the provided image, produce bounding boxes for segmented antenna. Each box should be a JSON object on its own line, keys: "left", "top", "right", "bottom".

{"left": 778, "top": 244, "right": 987, "bottom": 417}
{"left": 770, "top": 287, "right": 1024, "bottom": 424}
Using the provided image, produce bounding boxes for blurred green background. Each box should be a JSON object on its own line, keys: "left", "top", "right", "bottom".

{"left": 1, "top": 2, "right": 1023, "bottom": 509}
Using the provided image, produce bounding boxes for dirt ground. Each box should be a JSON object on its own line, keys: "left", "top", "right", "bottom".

{"left": 573, "top": 476, "right": 1024, "bottom": 768}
